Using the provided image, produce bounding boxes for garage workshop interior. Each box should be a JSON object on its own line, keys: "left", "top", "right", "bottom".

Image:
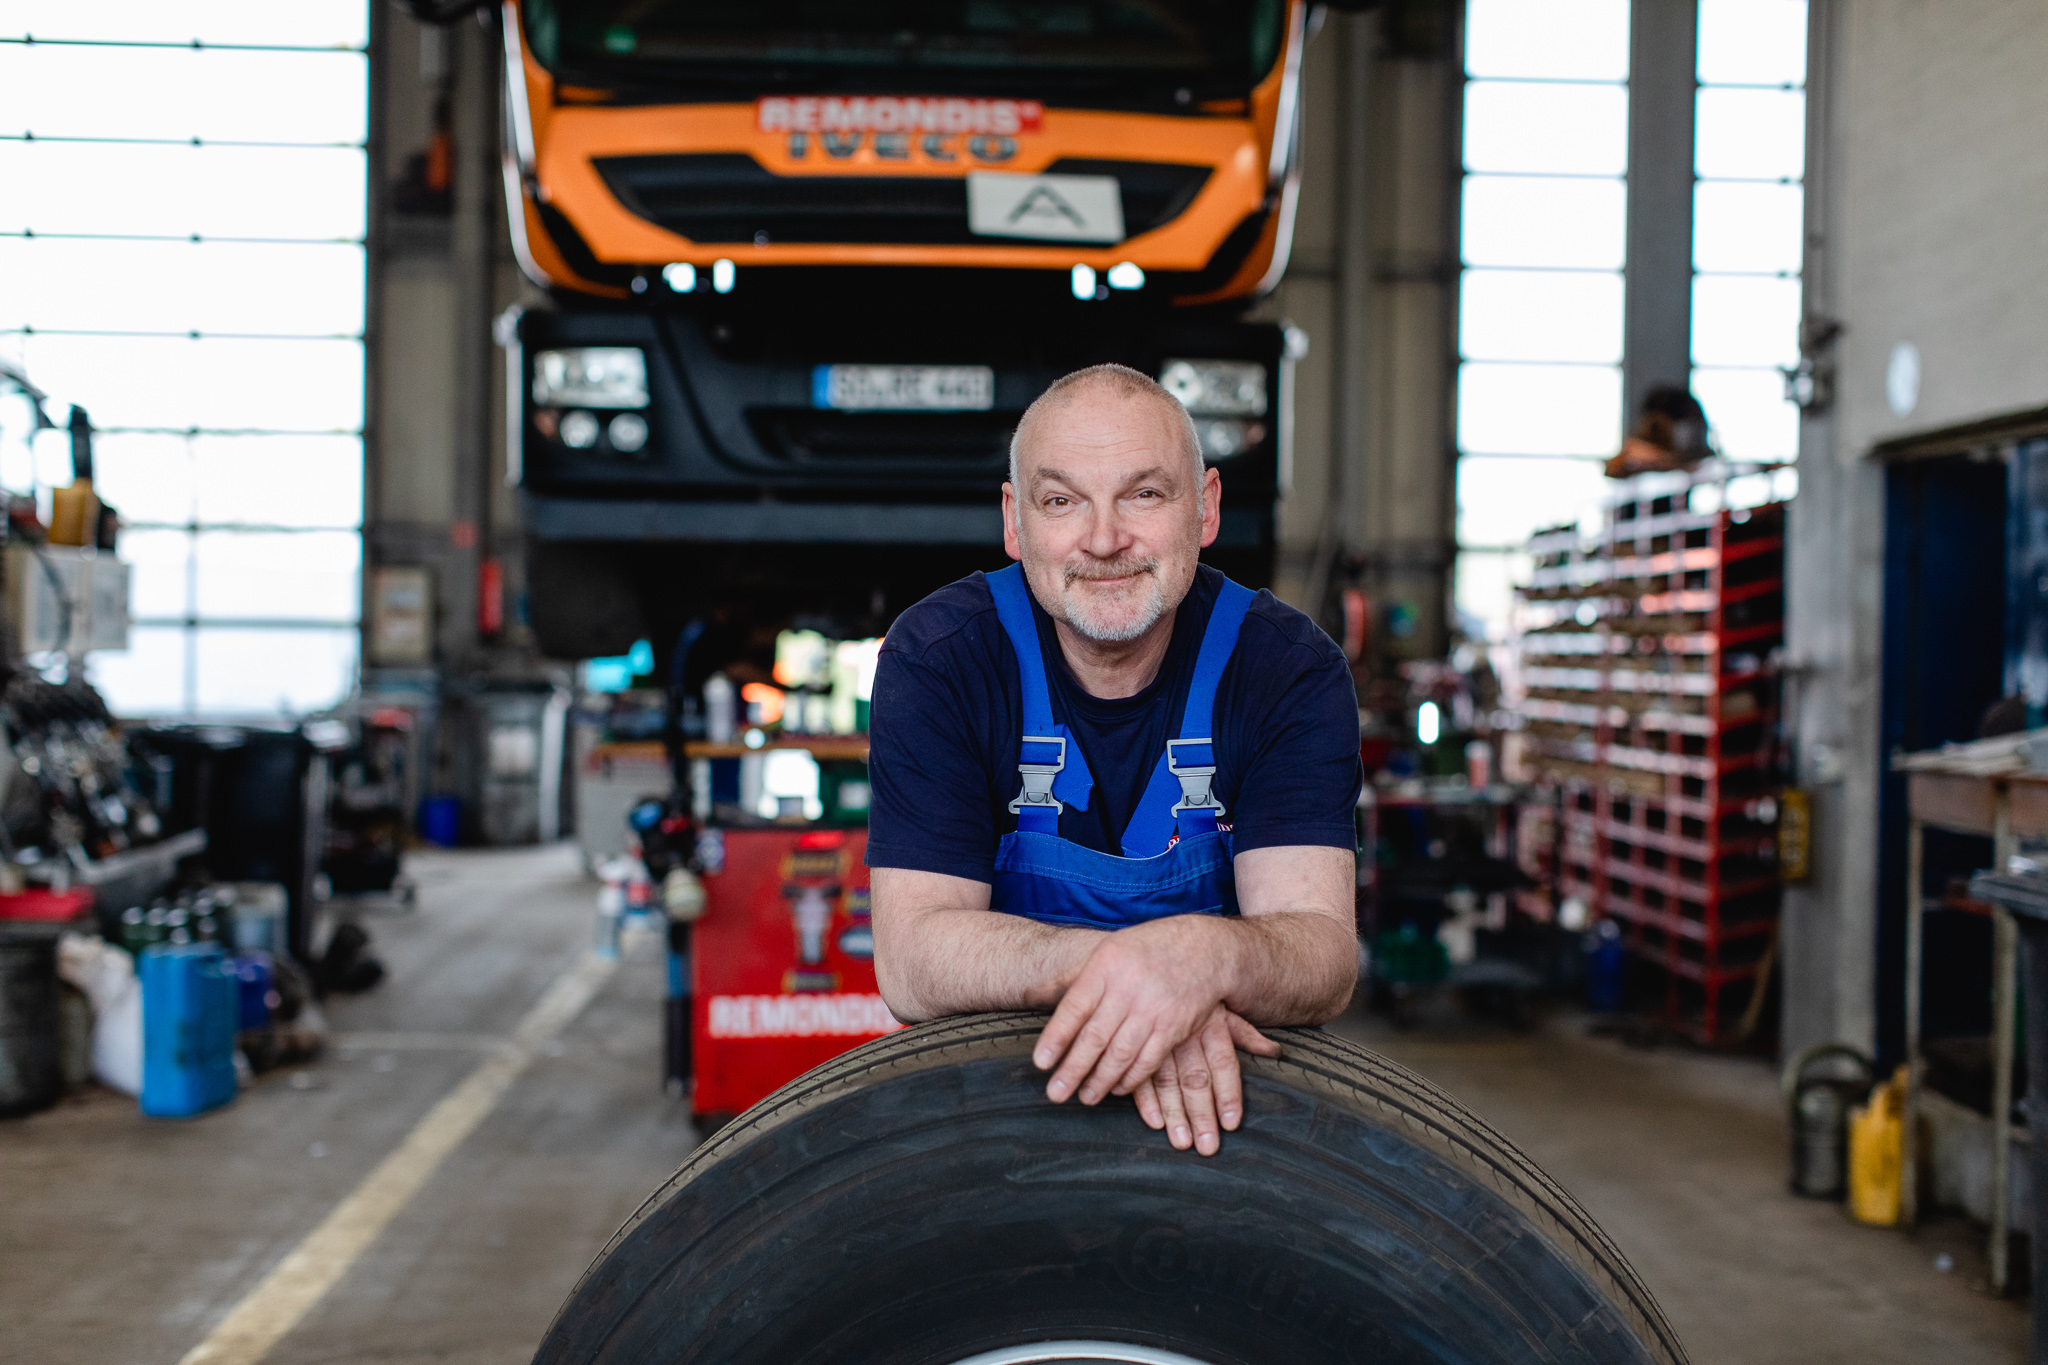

{"left": 4, "top": 2, "right": 2048, "bottom": 1363}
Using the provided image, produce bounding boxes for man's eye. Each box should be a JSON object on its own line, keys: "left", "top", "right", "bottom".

{"left": 1046, "top": 496, "right": 1069, "bottom": 508}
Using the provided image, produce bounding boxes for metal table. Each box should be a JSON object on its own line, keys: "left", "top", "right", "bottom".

{"left": 1894, "top": 730, "right": 2048, "bottom": 1293}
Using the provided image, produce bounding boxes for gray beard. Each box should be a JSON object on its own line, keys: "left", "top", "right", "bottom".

{"left": 1057, "top": 563, "right": 1169, "bottom": 643}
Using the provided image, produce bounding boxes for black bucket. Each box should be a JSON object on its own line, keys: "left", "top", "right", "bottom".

{"left": 0, "top": 924, "right": 64, "bottom": 1117}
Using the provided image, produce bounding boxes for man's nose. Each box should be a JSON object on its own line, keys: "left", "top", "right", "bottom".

{"left": 1081, "top": 500, "right": 1131, "bottom": 558}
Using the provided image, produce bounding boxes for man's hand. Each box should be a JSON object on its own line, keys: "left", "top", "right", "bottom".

{"left": 1131, "top": 1006, "right": 1281, "bottom": 1155}
{"left": 1030, "top": 915, "right": 1226, "bottom": 1107}
{"left": 1023, "top": 847, "right": 1355, "bottom": 1155}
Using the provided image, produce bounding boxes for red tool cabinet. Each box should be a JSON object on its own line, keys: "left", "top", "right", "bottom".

{"left": 690, "top": 825, "right": 899, "bottom": 1118}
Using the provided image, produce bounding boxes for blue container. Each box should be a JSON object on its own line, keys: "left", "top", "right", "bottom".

{"left": 140, "top": 944, "right": 239, "bottom": 1118}
{"left": 1585, "top": 920, "right": 1627, "bottom": 1014}
{"left": 419, "top": 794, "right": 461, "bottom": 848}
{"left": 226, "top": 954, "right": 273, "bottom": 1032}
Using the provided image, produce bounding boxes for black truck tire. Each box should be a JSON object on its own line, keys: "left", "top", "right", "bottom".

{"left": 533, "top": 1013, "right": 1686, "bottom": 1365}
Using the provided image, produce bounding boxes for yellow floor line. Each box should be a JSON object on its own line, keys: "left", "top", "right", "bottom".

{"left": 176, "top": 951, "right": 618, "bottom": 1365}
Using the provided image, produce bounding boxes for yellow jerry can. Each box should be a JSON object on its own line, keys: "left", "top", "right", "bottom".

{"left": 1847, "top": 1064, "right": 1907, "bottom": 1226}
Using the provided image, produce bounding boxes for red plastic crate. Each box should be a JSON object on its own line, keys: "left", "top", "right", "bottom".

{"left": 0, "top": 887, "right": 95, "bottom": 922}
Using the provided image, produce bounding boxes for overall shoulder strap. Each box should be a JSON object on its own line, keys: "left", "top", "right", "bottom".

{"left": 984, "top": 565, "right": 1092, "bottom": 832}
{"left": 1120, "top": 578, "right": 1256, "bottom": 857}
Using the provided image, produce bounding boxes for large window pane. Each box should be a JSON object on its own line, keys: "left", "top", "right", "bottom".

{"left": 1457, "top": 457, "right": 1610, "bottom": 549}
{"left": 0, "top": 239, "right": 366, "bottom": 337}
{"left": 27, "top": 424, "right": 72, "bottom": 489}
{"left": 1695, "top": 87, "right": 1806, "bottom": 180}
{"left": 117, "top": 528, "right": 194, "bottom": 620}
{"left": 1691, "top": 273, "right": 1801, "bottom": 367}
{"left": 0, "top": 46, "right": 366, "bottom": 144}
{"left": 194, "top": 530, "right": 360, "bottom": 622}
{"left": 1692, "top": 180, "right": 1803, "bottom": 274}
{"left": 0, "top": 376, "right": 40, "bottom": 491}
{"left": 0, "top": 142, "right": 367, "bottom": 240}
{"left": 13, "top": 334, "right": 365, "bottom": 431}
{"left": 1458, "top": 362, "right": 1623, "bottom": 457}
{"left": 1460, "top": 269, "right": 1623, "bottom": 363}
{"left": 0, "top": 3, "right": 367, "bottom": 48}
{"left": 1462, "top": 176, "right": 1627, "bottom": 269}
{"left": 1697, "top": 0, "right": 1809, "bottom": 86}
{"left": 95, "top": 432, "right": 196, "bottom": 524}
{"left": 102, "top": 435, "right": 364, "bottom": 530}
{"left": 10, "top": 6, "right": 368, "bottom": 722}
{"left": 194, "top": 435, "right": 363, "bottom": 527}
{"left": 84, "top": 626, "right": 190, "bottom": 718}
{"left": 1691, "top": 368, "right": 1799, "bottom": 461}
{"left": 1463, "top": 82, "right": 1628, "bottom": 176}
{"left": 1465, "top": 0, "right": 1630, "bottom": 80}
{"left": 194, "top": 625, "right": 357, "bottom": 716}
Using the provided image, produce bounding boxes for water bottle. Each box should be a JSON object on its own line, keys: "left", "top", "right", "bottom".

{"left": 704, "top": 673, "right": 736, "bottom": 744}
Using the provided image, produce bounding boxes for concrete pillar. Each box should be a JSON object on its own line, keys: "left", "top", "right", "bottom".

{"left": 1622, "top": 0, "right": 1698, "bottom": 425}
{"left": 1780, "top": 0, "right": 1881, "bottom": 1060}
{"left": 1272, "top": 4, "right": 1460, "bottom": 661}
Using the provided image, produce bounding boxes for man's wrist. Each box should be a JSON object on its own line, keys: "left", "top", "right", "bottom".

{"left": 1142, "top": 912, "right": 1243, "bottom": 1004}
{"left": 1024, "top": 925, "right": 1108, "bottom": 1004}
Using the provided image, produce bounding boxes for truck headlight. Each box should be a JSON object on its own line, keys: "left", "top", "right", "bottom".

{"left": 533, "top": 347, "right": 649, "bottom": 409}
{"left": 607, "top": 412, "right": 649, "bottom": 453}
{"left": 1159, "top": 359, "right": 1268, "bottom": 417}
{"left": 559, "top": 410, "right": 601, "bottom": 449}
{"left": 1192, "top": 418, "right": 1268, "bottom": 459}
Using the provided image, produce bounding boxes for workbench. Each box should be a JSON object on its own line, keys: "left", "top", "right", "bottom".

{"left": 1894, "top": 728, "right": 2048, "bottom": 1293}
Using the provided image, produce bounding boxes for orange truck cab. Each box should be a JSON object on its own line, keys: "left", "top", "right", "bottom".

{"left": 419, "top": 1, "right": 1335, "bottom": 655}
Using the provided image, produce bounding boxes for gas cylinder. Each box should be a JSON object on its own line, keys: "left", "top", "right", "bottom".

{"left": 1782, "top": 1042, "right": 1872, "bottom": 1200}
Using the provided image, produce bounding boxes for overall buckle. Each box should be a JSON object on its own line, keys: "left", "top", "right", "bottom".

{"left": 1166, "top": 738, "right": 1224, "bottom": 818}
{"left": 1008, "top": 734, "right": 1067, "bottom": 815}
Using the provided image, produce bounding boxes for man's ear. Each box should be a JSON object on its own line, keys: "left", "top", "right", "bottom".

{"left": 1002, "top": 481, "right": 1023, "bottom": 561}
{"left": 1198, "top": 466, "right": 1222, "bottom": 548}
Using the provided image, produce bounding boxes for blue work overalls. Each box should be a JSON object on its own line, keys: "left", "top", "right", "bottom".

{"left": 983, "top": 563, "right": 1256, "bottom": 930}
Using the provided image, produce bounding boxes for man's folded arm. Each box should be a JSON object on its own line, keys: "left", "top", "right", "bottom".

{"left": 1216, "top": 843, "right": 1359, "bottom": 1027}
{"left": 870, "top": 866, "right": 1104, "bottom": 1022}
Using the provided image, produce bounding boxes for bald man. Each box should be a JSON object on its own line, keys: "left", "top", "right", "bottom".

{"left": 867, "top": 363, "right": 1361, "bottom": 1156}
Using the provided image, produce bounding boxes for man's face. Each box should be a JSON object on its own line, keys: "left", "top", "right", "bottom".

{"left": 1002, "top": 389, "right": 1221, "bottom": 644}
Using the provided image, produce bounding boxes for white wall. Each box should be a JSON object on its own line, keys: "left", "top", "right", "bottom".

{"left": 1784, "top": 0, "right": 2048, "bottom": 1058}
{"left": 1827, "top": 0, "right": 2048, "bottom": 458}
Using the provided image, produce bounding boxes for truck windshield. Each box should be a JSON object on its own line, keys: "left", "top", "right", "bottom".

{"left": 524, "top": 1, "right": 1288, "bottom": 104}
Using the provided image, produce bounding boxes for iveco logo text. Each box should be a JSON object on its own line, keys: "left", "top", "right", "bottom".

{"left": 783, "top": 131, "right": 1019, "bottom": 163}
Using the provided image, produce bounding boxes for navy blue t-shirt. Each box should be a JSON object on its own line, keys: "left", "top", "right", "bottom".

{"left": 866, "top": 564, "right": 1361, "bottom": 884}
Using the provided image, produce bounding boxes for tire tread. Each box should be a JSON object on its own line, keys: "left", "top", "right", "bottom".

{"left": 582, "top": 1014, "right": 1685, "bottom": 1365}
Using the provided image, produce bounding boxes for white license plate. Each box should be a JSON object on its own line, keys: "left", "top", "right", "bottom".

{"left": 813, "top": 364, "right": 995, "bottom": 412}
{"left": 967, "top": 171, "right": 1125, "bottom": 243}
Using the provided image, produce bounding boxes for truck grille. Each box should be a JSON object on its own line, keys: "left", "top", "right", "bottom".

{"left": 746, "top": 408, "right": 1017, "bottom": 466}
{"left": 594, "top": 154, "right": 1210, "bottom": 247}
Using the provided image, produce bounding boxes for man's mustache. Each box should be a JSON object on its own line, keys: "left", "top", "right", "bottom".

{"left": 1063, "top": 557, "right": 1159, "bottom": 585}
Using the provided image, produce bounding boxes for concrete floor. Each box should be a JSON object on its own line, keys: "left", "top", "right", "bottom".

{"left": 1328, "top": 1002, "right": 2029, "bottom": 1364}
{"left": 0, "top": 845, "right": 2029, "bottom": 1363}
{"left": 1, "top": 845, "right": 692, "bottom": 1365}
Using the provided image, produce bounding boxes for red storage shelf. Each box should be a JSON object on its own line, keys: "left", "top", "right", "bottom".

{"left": 1511, "top": 477, "right": 1787, "bottom": 1042}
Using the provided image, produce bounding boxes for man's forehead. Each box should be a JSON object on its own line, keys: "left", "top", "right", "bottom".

{"left": 1031, "top": 462, "right": 1176, "bottom": 490}
{"left": 1017, "top": 392, "right": 1187, "bottom": 480}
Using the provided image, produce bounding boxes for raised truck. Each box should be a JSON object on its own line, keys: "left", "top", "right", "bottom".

{"left": 411, "top": 0, "right": 1336, "bottom": 655}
